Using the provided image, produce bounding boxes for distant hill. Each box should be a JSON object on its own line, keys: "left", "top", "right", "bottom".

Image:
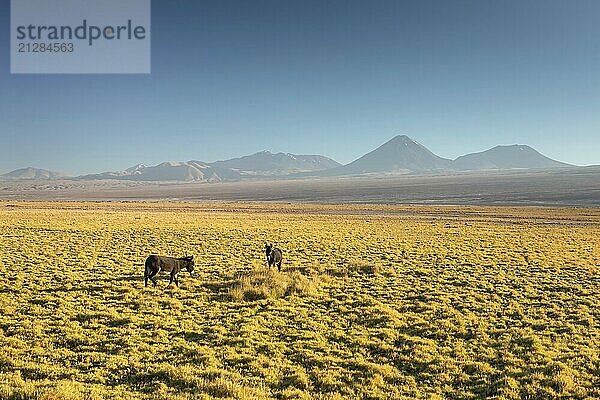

{"left": 329, "top": 135, "right": 452, "bottom": 175}
{"left": 79, "top": 161, "right": 242, "bottom": 182}
{"left": 212, "top": 151, "right": 341, "bottom": 175}
{"left": 1, "top": 167, "right": 63, "bottom": 180}
{"left": 454, "top": 145, "right": 571, "bottom": 170}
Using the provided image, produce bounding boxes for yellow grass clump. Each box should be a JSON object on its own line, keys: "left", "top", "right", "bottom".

{"left": 229, "top": 269, "right": 321, "bottom": 302}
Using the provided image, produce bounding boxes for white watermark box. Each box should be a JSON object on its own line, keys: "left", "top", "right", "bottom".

{"left": 11, "top": 0, "right": 151, "bottom": 74}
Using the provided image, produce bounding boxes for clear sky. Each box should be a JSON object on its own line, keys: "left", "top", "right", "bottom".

{"left": 1, "top": 0, "right": 599, "bottom": 175}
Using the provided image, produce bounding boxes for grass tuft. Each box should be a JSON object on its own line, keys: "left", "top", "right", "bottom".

{"left": 229, "top": 269, "right": 320, "bottom": 301}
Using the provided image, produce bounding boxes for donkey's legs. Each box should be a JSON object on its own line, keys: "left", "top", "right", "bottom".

{"left": 148, "top": 271, "right": 158, "bottom": 287}
{"left": 168, "top": 273, "right": 179, "bottom": 287}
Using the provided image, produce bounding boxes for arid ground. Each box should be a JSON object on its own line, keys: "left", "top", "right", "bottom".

{"left": 0, "top": 202, "right": 599, "bottom": 399}
{"left": 1, "top": 168, "right": 599, "bottom": 205}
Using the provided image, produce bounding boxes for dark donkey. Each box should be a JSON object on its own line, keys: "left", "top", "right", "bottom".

{"left": 265, "top": 243, "right": 283, "bottom": 272}
{"left": 144, "top": 255, "right": 195, "bottom": 287}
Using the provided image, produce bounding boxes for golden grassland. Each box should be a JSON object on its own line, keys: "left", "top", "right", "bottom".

{"left": 0, "top": 201, "right": 599, "bottom": 399}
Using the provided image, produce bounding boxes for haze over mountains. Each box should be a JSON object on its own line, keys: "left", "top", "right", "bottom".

{"left": 1, "top": 135, "right": 576, "bottom": 182}
{"left": 211, "top": 151, "right": 341, "bottom": 175}
{"left": 79, "top": 161, "right": 242, "bottom": 182}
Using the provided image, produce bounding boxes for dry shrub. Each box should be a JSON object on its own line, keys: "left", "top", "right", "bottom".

{"left": 351, "top": 262, "right": 381, "bottom": 275}
{"left": 230, "top": 268, "right": 320, "bottom": 301}
{"left": 328, "top": 262, "right": 380, "bottom": 276}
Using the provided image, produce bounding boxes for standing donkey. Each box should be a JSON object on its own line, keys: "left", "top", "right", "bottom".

{"left": 265, "top": 243, "right": 283, "bottom": 272}
{"left": 144, "top": 255, "right": 195, "bottom": 287}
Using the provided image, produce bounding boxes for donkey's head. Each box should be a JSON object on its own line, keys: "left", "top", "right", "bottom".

{"left": 183, "top": 255, "right": 195, "bottom": 276}
{"left": 265, "top": 243, "right": 273, "bottom": 257}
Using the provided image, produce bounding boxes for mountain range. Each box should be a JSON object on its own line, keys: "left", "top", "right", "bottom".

{"left": 1, "top": 135, "right": 574, "bottom": 182}
{"left": 75, "top": 152, "right": 341, "bottom": 182}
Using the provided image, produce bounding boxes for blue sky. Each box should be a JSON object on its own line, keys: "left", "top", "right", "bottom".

{"left": 1, "top": 0, "right": 599, "bottom": 175}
